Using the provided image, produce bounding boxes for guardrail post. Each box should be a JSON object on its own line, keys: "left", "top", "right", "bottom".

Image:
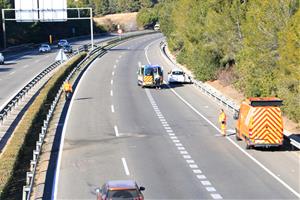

{"left": 26, "top": 171, "right": 33, "bottom": 185}
{"left": 22, "top": 186, "right": 30, "bottom": 200}
{"left": 33, "top": 150, "right": 39, "bottom": 161}
{"left": 30, "top": 160, "right": 36, "bottom": 172}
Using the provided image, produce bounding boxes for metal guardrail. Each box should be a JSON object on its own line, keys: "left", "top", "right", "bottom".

{"left": 21, "top": 31, "right": 155, "bottom": 200}
{"left": 0, "top": 48, "right": 81, "bottom": 127}
{"left": 159, "top": 41, "right": 300, "bottom": 150}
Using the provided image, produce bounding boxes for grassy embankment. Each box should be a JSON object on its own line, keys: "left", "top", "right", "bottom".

{"left": 0, "top": 52, "right": 86, "bottom": 199}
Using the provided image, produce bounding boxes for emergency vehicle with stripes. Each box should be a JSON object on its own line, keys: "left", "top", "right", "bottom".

{"left": 137, "top": 64, "right": 163, "bottom": 87}
{"left": 234, "top": 97, "right": 284, "bottom": 149}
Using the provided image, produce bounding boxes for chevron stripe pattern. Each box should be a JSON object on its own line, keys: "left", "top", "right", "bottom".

{"left": 251, "top": 107, "right": 283, "bottom": 144}
{"left": 143, "top": 76, "right": 153, "bottom": 85}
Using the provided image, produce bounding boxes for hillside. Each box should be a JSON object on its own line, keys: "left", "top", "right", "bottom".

{"left": 158, "top": 0, "right": 300, "bottom": 124}
{"left": 94, "top": 12, "right": 138, "bottom": 32}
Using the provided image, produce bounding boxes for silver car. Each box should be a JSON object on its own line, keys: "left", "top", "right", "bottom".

{"left": 0, "top": 53, "right": 4, "bottom": 64}
{"left": 39, "top": 44, "right": 51, "bottom": 53}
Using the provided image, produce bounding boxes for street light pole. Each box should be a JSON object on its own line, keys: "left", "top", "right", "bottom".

{"left": 90, "top": 8, "right": 94, "bottom": 50}
{"left": 2, "top": 9, "right": 7, "bottom": 49}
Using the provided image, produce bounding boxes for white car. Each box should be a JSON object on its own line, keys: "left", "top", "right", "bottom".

{"left": 39, "top": 44, "right": 51, "bottom": 53}
{"left": 0, "top": 53, "right": 4, "bottom": 64}
{"left": 168, "top": 68, "right": 192, "bottom": 83}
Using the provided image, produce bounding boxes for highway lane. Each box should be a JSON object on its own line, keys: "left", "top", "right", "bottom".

{"left": 0, "top": 33, "right": 120, "bottom": 110}
{"left": 55, "top": 33, "right": 299, "bottom": 199}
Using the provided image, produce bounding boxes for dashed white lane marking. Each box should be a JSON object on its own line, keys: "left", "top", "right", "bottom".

{"left": 111, "top": 80, "right": 113, "bottom": 85}
{"left": 144, "top": 87, "right": 223, "bottom": 199}
{"left": 34, "top": 59, "right": 40, "bottom": 63}
{"left": 193, "top": 169, "right": 202, "bottom": 174}
{"left": 114, "top": 125, "right": 119, "bottom": 137}
{"left": 112, "top": 71, "right": 115, "bottom": 76}
{"left": 183, "top": 155, "right": 191, "bottom": 159}
{"left": 186, "top": 160, "right": 195, "bottom": 164}
{"left": 114, "top": 65, "right": 117, "bottom": 69}
{"left": 23, "top": 65, "right": 29, "bottom": 68}
{"left": 197, "top": 175, "right": 207, "bottom": 179}
{"left": 201, "top": 181, "right": 211, "bottom": 186}
{"left": 118, "top": 55, "right": 122, "bottom": 58}
{"left": 189, "top": 164, "right": 198, "bottom": 169}
{"left": 9, "top": 71, "right": 15, "bottom": 76}
{"left": 111, "top": 105, "right": 115, "bottom": 113}
{"left": 116, "top": 59, "right": 119, "bottom": 63}
{"left": 121, "top": 158, "right": 130, "bottom": 176}
{"left": 211, "top": 194, "right": 223, "bottom": 199}
{"left": 206, "top": 187, "right": 216, "bottom": 192}
{"left": 168, "top": 86, "right": 300, "bottom": 199}
{"left": 148, "top": 34, "right": 300, "bottom": 197}
{"left": 110, "top": 90, "right": 113, "bottom": 96}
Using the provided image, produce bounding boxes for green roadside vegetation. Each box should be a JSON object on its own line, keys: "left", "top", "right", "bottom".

{"left": 138, "top": 0, "right": 300, "bottom": 124}
{"left": 0, "top": 52, "right": 86, "bottom": 200}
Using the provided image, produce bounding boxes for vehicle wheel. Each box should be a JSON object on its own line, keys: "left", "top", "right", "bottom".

{"left": 235, "top": 129, "right": 242, "bottom": 141}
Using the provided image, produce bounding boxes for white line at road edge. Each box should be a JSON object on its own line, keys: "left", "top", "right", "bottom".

{"left": 122, "top": 158, "right": 130, "bottom": 176}
{"left": 145, "top": 39, "right": 300, "bottom": 199}
{"left": 52, "top": 34, "right": 151, "bottom": 199}
{"left": 51, "top": 52, "right": 96, "bottom": 200}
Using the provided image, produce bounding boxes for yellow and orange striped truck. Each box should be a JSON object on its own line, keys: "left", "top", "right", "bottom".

{"left": 233, "top": 97, "right": 284, "bottom": 149}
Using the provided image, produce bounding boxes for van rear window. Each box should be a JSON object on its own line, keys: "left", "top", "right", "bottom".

{"left": 250, "top": 100, "right": 283, "bottom": 107}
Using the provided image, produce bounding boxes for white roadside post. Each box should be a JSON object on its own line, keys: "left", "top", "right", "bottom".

{"left": 90, "top": 8, "right": 94, "bottom": 50}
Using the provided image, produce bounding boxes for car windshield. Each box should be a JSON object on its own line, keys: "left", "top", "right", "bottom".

{"left": 107, "top": 189, "right": 139, "bottom": 199}
{"left": 172, "top": 71, "right": 184, "bottom": 75}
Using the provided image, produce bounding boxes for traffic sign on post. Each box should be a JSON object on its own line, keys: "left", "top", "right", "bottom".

{"left": 55, "top": 49, "right": 68, "bottom": 63}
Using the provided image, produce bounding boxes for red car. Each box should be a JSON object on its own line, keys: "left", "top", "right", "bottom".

{"left": 96, "top": 180, "right": 145, "bottom": 200}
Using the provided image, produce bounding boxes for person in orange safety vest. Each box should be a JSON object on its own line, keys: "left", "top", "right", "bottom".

{"left": 63, "top": 81, "right": 73, "bottom": 100}
{"left": 219, "top": 109, "right": 227, "bottom": 136}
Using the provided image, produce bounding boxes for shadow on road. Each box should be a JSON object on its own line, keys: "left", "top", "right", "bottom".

{"left": 0, "top": 67, "right": 12, "bottom": 72}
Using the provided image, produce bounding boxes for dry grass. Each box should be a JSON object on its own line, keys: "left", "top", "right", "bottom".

{"left": 0, "top": 53, "right": 86, "bottom": 199}
{"left": 94, "top": 12, "right": 138, "bottom": 32}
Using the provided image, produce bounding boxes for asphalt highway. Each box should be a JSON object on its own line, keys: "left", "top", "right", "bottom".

{"left": 54, "top": 33, "right": 300, "bottom": 199}
{"left": 0, "top": 33, "right": 121, "bottom": 111}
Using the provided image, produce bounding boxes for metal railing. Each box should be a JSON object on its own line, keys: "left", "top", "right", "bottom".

{"left": 21, "top": 31, "right": 155, "bottom": 200}
{"left": 160, "top": 41, "right": 300, "bottom": 149}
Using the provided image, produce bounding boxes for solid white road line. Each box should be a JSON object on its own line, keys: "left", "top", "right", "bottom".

{"left": 145, "top": 37, "right": 300, "bottom": 199}
{"left": 122, "top": 158, "right": 130, "bottom": 176}
{"left": 169, "top": 87, "right": 300, "bottom": 198}
{"left": 114, "top": 125, "right": 119, "bottom": 137}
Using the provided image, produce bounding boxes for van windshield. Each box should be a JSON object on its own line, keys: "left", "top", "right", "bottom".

{"left": 144, "top": 68, "right": 153, "bottom": 76}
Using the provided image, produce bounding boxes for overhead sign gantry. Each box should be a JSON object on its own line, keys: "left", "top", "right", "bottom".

{"left": 2, "top": 0, "right": 93, "bottom": 49}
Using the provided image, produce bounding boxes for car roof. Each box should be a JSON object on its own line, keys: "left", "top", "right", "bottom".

{"left": 172, "top": 68, "right": 183, "bottom": 72}
{"left": 106, "top": 180, "right": 137, "bottom": 190}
